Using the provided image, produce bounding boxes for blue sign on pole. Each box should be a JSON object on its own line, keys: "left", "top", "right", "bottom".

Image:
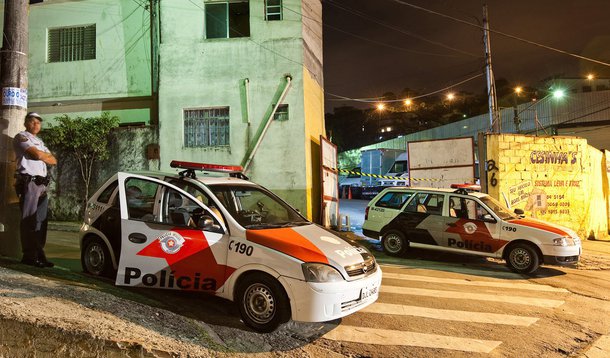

{"left": 1, "top": 87, "right": 28, "bottom": 108}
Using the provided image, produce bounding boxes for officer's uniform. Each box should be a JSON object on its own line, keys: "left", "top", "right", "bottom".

{"left": 13, "top": 127, "right": 52, "bottom": 266}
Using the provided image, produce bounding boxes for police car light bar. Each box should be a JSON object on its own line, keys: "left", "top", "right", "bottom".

{"left": 170, "top": 160, "right": 248, "bottom": 180}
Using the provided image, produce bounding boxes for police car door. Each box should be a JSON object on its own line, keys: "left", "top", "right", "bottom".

{"left": 443, "top": 195, "right": 502, "bottom": 255}
{"left": 116, "top": 173, "right": 230, "bottom": 294}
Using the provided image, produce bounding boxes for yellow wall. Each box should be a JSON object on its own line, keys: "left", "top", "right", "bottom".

{"left": 303, "top": 68, "right": 325, "bottom": 221}
{"left": 486, "top": 133, "right": 609, "bottom": 239}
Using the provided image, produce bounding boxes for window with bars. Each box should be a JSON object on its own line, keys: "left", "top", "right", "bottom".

{"left": 273, "top": 104, "right": 289, "bottom": 121}
{"left": 205, "top": 1, "right": 250, "bottom": 39}
{"left": 265, "top": 0, "right": 282, "bottom": 21}
{"left": 184, "top": 108, "right": 230, "bottom": 147}
{"left": 48, "top": 24, "right": 96, "bottom": 63}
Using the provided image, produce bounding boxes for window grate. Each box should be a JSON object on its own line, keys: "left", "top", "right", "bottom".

{"left": 184, "top": 108, "right": 230, "bottom": 147}
{"left": 48, "top": 25, "right": 96, "bottom": 62}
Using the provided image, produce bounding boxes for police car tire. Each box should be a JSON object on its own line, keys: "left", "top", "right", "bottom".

{"left": 506, "top": 243, "right": 540, "bottom": 274}
{"left": 236, "top": 273, "right": 290, "bottom": 333}
{"left": 82, "top": 237, "right": 114, "bottom": 278}
{"left": 382, "top": 230, "right": 408, "bottom": 256}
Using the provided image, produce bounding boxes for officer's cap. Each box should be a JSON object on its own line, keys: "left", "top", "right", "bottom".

{"left": 25, "top": 112, "right": 43, "bottom": 121}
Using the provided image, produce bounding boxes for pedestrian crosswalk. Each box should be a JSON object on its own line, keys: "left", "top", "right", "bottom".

{"left": 321, "top": 264, "right": 571, "bottom": 354}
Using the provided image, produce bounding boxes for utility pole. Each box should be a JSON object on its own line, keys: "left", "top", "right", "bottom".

{"left": 0, "top": 0, "right": 29, "bottom": 257}
{"left": 482, "top": 4, "right": 500, "bottom": 133}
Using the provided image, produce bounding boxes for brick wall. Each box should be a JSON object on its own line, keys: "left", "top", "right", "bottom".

{"left": 486, "top": 133, "right": 609, "bottom": 239}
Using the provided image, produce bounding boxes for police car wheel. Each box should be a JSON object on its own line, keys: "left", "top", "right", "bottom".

{"left": 382, "top": 230, "right": 408, "bottom": 256}
{"left": 506, "top": 243, "right": 539, "bottom": 274}
{"left": 237, "top": 273, "right": 290, "bottom": 333}
{"left": 82, "top": 237, "right": 113, "bottom": 278}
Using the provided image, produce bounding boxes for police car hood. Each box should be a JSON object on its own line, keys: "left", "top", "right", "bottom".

{"left": 245, "top": 224, "right": 372, "bottom": 268}
{"left": 507, "top": 217, "right": 579, "bottom": 238}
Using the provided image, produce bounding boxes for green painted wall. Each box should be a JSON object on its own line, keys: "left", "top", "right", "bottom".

{"left": 10, "top": 0, "right": 325, "bottom": 219}
{"left": 158, "top": 0, "right": 324, "bottom": 217}
{"left": 27, "top": 0, "right": 151, "bottom": 101}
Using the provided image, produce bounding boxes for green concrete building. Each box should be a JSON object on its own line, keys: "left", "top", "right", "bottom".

{"left": 11, "top": 0, "right": 324, "bottom": 219}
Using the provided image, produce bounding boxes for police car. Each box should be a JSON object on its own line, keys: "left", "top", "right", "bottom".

{"left": 80, "top": 161, "right": 381, "bottom": 332}
{"left": 362, "top": 187, "right": 581, "bottom": 274}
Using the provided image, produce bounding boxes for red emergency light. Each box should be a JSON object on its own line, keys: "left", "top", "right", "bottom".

{"left": 170, "top": 160, "right": 247, "bottom": 179}
{"left": 450, "top": 183, "right": 481, "bottom": 192}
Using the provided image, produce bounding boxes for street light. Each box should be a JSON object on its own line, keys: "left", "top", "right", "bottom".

{"left": 552, "top": 89, "right": 565, "bottom": 99}
{"left": 587, "top": 73, "right": 594, "bottom": 80}
{"left": 376, "top": 103, "right": 385, "bottom": 111}
{"left": 446, "top": 93, "right": 455, "bottom": 101}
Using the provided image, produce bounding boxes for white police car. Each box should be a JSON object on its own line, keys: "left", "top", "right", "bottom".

{"left": 80, "top": 161, "right": 381, "bottom": 332}
{"left": 362, "top": 187, "right": 581, "bottom": 274}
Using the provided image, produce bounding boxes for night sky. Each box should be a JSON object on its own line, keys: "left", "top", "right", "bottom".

{"left": 322, "top": 0, "right": 610, "bottom": 112}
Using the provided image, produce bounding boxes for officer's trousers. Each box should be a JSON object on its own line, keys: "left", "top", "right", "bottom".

{"left": 19, "top": 181, "right": 49, "bottom": 262}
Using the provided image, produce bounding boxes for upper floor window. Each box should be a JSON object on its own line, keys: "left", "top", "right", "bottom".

{"left": 48, "top": 24, "right": 96, "bottom": 62}
{"left": 265, "top": 0, "right": 282, "bottom": 21}
{"left": 273, "top": 104, "right": 289, "bottom": 121}
{"left": 184, "top": 107, "right": 230, "bottom": 147}
{"left": 206, "top": 1, "right": 250, "bottom": 39}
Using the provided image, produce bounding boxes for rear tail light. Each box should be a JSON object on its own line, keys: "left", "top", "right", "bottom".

{"left": 365, "top": 206, "right": 369, "bottom": 220}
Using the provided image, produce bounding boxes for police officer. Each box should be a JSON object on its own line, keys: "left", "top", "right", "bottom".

{"left": 13, "top": 112, "right": 57, "bottom": 268}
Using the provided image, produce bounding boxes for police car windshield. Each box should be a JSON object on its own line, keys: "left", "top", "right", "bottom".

{"left": 208, "top": 185, "right": 309, "bottom": 229}
{"left": 480, "top": 196, "right": 518, "bottom": 220}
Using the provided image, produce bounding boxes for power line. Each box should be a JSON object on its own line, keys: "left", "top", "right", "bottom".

{"left": 327, "top": 72, "right": 484, "bottom": 103}
{"left": 325, "top": 0, "right": 479, "bottom": 58}
{"left": 389, "top": 0, "right": 610, "bottom": 68}
{"left": 283, "top": 5, "right": 463, "bottom": 57}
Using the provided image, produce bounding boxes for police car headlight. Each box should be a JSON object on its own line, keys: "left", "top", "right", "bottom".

{"left": 553, "top": 237, "right": 575, "bottom": 246}
{"left": 302, "top": 263, "right": 344, "bottom": 282}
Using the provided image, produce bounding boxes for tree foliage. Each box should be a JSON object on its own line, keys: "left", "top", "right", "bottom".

{"left": 42, "top": 112, "right": 119, "bottom": 208}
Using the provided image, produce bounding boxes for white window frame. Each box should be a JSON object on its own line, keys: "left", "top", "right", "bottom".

{"left": 265, "top": 0, "right": 282, "bottom": 21}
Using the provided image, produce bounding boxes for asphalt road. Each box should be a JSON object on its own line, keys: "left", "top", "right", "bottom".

{"left": 18, "top": 215, "right": 610, "bottom": 356}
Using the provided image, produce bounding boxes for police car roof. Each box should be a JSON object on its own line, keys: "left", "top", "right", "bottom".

{"left": 384, "top": 186, "right": 488, "bottom": 198}
{"left": 127, "top": 170, "right": 255, "bottom": 186}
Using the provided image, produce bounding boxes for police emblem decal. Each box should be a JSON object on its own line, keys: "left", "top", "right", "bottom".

{"left": 463, "top": 222, "right": 478, "bottom": 235}
{"left": 158, "top": 232, "right": 185, "bottom": 254}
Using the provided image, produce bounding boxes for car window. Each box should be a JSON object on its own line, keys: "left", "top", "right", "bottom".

{"left": 404, "top": 193, "right": 444, "bottom": 215}
{"left": 163, "top": 188, "right": 220, "bottom": 228}
{"left": 168, "top": 179, "right": 226, "bottom": 225}
{"left": 375, "top": 191, "right": 413, "bottom": 209}
{"left": 480, "top": 196, "right": 518, "bottom": 220}
{"left": 208, "top": 184, "right": 307, "bottom": 229}
{"left": 449, "top": 196, "right": 491, "bottom": 221}
{"left": 125, "top": 178, "right": 159, "bottom": 221}
{"left": 98, "top": 180, "right": 118, "bottom": 204}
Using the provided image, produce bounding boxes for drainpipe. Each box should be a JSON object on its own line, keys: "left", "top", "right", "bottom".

{"left": 242, "top": 75, "right": 292, "bottom": 173}
{"left": 244, "top": 78, "right": 251, "bottom": 145}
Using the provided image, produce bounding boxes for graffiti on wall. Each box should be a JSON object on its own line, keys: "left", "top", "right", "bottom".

{"left": 504, "top": 151, "right": 581, "bottom": 218}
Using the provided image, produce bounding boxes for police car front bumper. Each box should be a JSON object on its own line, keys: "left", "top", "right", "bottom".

{"left": 541, "top": 244, "right": 581, "bottom": 266}
{"left": 281, "top": 267, "right": 382, "bottom": 322}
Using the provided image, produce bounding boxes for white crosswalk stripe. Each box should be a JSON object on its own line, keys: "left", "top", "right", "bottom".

{"left": 320, "top": 265, "right": 570, "bottom": 353}
{"left": 382, "top": 271, "right": 568, "bottom": 292}
{"left": 361, "top": 302, "right": 539, "bottom": 326}
{"left": 323, "top": 326, "right": 502, "bottom": 353}
{"left": 381, "top": 285, "right": 565, "bottom": 308}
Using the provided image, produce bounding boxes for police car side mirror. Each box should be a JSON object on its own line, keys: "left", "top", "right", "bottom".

{"left": 481, "top": 214, "right": 497, "bottom": 223}
{"left": 513, "top": 208, "right": 524, "bottom": 215}
{"left": 198, "top": 215, "right": 224, "bottom": 234}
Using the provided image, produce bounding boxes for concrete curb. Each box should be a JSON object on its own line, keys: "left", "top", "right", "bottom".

{"left": 48, "top": 221, "right": 81, "bottom": 232}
